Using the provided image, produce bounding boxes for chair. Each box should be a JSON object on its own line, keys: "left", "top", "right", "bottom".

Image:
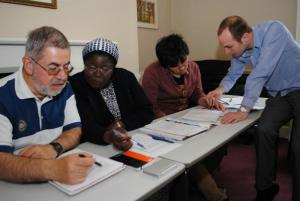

{"left": 194, "top": 59, "right": 269, "bottom": 97}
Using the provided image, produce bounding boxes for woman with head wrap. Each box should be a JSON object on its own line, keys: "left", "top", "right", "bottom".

{"left": 69, "top": 38, "right": 154, "bottom": 151}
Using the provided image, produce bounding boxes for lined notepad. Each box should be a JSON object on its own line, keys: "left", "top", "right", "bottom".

{"left": 49, "top": 148, "right": 125, "bottom": 196}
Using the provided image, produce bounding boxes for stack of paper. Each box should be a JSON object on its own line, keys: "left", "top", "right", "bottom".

{"left": 177, "top": 108, "right": 223, "bottom": 124}
{"left": 49, "top": 148, "right": 125, "bottom": 196}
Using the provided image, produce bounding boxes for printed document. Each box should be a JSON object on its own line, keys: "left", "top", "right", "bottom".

{"left": 220, "top": 97, "right": 265, "bottom": 110}
{"left": 143, "top": 119, "right": 209, "bottom": 140}
{"left": 178, "top": 108, "right": 223, "bottom": 124}
{"left": 130, "top": 132, "right": 181, "bottom": 157}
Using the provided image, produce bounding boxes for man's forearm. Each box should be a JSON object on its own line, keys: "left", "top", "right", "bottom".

{"left": 0, "top": 152, "right": 55, "bottom": 183}
{"left": 52, "top": 127, "right": 81, "bottom": 152}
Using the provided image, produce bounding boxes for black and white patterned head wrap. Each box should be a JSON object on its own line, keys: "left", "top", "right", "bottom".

{"left": 82, "top": 38, "right": 119, "bottom": 63}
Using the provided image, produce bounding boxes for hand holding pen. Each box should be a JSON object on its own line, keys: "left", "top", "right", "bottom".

{"left": 205, "top": 87, "right": 225, "bottom": 111}
{"left": 111, "top": 128, "right": 133, "bottom": 151}
{"left": 79, "top": 153, "right": 102, "bottom": 167}
{"left": 201, "top": 96, "right": 225, "bottom": 111}
{"left": 54, "top": 153, "right": 96, "bottom": 184}
{"left": 112, "top": 129, "right": 147, "bottom": 149}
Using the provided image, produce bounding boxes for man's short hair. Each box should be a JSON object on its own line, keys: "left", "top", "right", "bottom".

{"left": 25, "top": 26, "right": 70, "bottom": 59}
{"left": 218, "top": 16, "right": 252, "bottom": 42}
{"left": 155, "top": 34, "right": 189, "bottom": 68}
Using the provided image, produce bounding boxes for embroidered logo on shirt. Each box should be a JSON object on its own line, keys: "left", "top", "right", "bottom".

{"left": 18, "top": 120, "right": 27, "bottom": 132}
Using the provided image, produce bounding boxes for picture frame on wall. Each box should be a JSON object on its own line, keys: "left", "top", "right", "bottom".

{"left": 137, "top": 0, "right": 158, "bottom": 29}
{"left": 0, "top": 0, "right": 57, "bottom": 9}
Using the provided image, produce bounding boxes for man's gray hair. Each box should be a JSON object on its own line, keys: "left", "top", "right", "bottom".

{"left": 25, "top": 26, "right": 69, "bottom": 59}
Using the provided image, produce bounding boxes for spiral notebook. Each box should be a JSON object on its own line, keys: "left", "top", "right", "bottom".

{"left": 49, "top": 148, "right": 125, "bottom": 196}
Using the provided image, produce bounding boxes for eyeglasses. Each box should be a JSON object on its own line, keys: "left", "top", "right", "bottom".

{"left": 85, "top": 65, "right": 114, "bottom": 73}
{"left": 30, "top": 57, "right": 74, "bottom": 75}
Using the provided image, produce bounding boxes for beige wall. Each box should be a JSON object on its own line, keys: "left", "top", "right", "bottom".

{"left": 297, "top": 0, "right": 300, "bottom": 42}
{"left": 171, "top": 0, "right": 297, "bottom": 60}
{"left": 0, "top": 0, "right": 139, "bottom": 73}
{"left": 138, "top": 0, "right": 171, "bottom": 72}
{"left": 138, "top": 0, "right": 297, "bottom": 71}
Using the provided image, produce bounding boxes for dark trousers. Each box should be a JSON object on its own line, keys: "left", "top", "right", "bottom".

{"left": 255, "top": 90, "right": 300, "bottom": 201}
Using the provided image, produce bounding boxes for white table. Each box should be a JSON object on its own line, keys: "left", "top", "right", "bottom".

{"left": 0, "top": 142, "right": 185, "bottom": 201}
{"left": 160, "top": 110, "right": 261, "bottom": 167}
{"left": 159, "top": 97, "right": 266, "bottom": 167}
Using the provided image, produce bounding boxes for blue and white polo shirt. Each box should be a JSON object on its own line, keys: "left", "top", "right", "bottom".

{"left": 0, "top": 68, "right": 82, "bottom": 153}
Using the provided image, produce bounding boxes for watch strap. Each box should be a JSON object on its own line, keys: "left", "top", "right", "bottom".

{"left": 50, "top": 142, "right": 64, "bottom": 158}
{"left": 239, "top": 106, "right": 250, "bottom": 113}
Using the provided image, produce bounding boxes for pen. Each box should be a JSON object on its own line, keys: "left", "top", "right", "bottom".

{"left": 147, "top": 134, "right": 175, "bottom": 143}
{"left": 79, "top": 154, "right": 102, "bottom": 167}
{"left": 131, "top": 139, "right": 145, "bottom": 149}
{"left": 217, "top": 98, "right": 231, "bottom": 105}
{"left": 210, "top": 98, "right": 215, "bottom": 110}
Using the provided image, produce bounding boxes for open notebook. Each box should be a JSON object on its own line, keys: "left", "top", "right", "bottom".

{"left": 130, "top": 132, "right": 181, "bottom": 157}
{"left": 142, "top": 119, "right": 209, "bottom": 141}
{"left": 141, "top": 108, "right": 223, "bottom": 141}
{"left": 49, "top": 148, "right": 125, "bottom": 196}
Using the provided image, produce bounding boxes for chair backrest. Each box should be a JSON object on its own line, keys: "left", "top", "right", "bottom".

{"left": 194, "top": 59, "right": 268, "bottom": 97}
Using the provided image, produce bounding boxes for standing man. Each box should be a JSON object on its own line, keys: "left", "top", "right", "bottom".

{"left": 208, "top": 16, "right": 300, "bottom": 201}
{"left": 0, "top": 26, "right": 95, "bottom": 184}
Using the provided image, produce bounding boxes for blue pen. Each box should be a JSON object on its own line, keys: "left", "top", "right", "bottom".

{"left": 132, "top": 139, "right": 145, "bottom": 149}
{"left": 147, "top": 134, "right": 175, "bottom": 143}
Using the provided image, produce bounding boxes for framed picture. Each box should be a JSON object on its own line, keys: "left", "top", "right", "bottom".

{"left": 137, "top": 0, "right": 158, "bottom": 29}
{"left": 0, "top": 0, "right": 57, "bottom": 9}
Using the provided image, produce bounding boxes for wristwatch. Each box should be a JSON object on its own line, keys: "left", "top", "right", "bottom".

{"left": 50, "top": 142, "right": 64, "bottom": 158}
{"left": 239, "top": 106, "right": 250, "bottom": 113}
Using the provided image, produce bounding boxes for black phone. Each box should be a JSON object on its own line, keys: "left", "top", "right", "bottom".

{"left": 110, "top": 154, "right": 147, "bottom": 168}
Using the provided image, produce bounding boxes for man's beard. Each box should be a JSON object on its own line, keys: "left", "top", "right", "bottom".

{"left": 32, "top": 76, "right": 66, "bottom": 97}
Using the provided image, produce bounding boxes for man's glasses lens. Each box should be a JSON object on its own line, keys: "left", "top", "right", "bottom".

{"left": 30, "top": 57, "right": 73, "bottom": 75}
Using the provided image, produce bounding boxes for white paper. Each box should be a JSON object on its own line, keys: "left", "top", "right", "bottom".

{"left": 220, "top": 97, "right": 265, "bottom": 110}
{"left": 144, "top": 119, "right": 209, "bottom": 139}
{"left": 130, "top": 133, "right": 181, "bottom": 157}
{"left": 49, "top": 148, "right": 125, "bottom": 196}
{"left": 179, "top": 108, "right": 223, "bottom": 124}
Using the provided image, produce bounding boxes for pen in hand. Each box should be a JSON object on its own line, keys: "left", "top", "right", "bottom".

{"left": 131, "top": 139, "right": 145, "bottom": 149}
{"left": 210, "top": 98, "right": 215, "bottom": 110}
{"left": 113, "top": 129, "right": 145, "bottom": 149}
{"left": 79, "top": 154, "right": 102, "bottom": 167}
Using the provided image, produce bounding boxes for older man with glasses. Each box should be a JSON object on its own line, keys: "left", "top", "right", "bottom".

{"left": 0, "top": 26, "right": 95, "bottom": 184}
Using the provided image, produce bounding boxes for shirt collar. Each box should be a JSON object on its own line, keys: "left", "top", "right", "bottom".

{"left": 15, "top": 67, "right": 52, "bottom": 102}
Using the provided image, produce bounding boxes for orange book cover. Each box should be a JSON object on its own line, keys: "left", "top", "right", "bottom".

{"left": 123, "top": 150, "right": 154, "bottom": 162}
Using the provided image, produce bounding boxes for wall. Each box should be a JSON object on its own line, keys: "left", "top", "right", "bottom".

{"left": 138, "top": 0, "right": 171, "bottom": 72}
{"left": 297, "top": 0, "right": 300, "bottom": 42}
{"left": 170, "top": 0, "right": 297, "bottom": 60}
{"left": 0, "top": 0, "right": 139, "bottom": 74}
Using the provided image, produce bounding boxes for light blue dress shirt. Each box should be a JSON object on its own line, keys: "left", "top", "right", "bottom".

{"left": 220, "top": 20, "right": 300, "bottom": 108}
